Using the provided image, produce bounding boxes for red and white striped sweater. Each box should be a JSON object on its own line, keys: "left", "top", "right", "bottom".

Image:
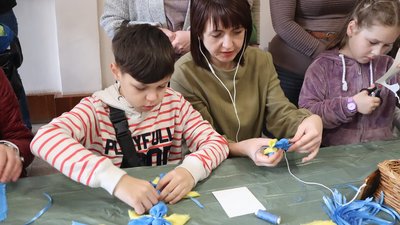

{"left": 31, "top": 85, "right": 229, "bottom": 194}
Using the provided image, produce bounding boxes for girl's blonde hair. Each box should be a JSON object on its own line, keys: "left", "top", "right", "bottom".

{"left": 328, "top": 0, "right": 400, "bottom": 50}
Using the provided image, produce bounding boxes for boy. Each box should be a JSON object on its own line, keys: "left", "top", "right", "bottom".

{"left": 30, "top": 24, "right": 229, "bottom": 214}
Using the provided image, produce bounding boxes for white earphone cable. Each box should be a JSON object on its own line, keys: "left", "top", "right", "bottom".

{"left": 198, "top": 36, "right": 245, "bottom": 142}
{"left": 283, "top": 152, "right": 366, "bottom": 206}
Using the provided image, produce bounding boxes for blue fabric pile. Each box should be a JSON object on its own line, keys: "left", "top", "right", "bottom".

{"left": 323, "top": 189, "right": 400, "bottom": 225}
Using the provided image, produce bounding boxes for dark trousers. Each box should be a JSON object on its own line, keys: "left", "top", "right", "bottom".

{"left": 275, "top": 65, "right": 304, "bottom": 107}
{"left": 0, "top": 9, "right": 31, "bottom": 130}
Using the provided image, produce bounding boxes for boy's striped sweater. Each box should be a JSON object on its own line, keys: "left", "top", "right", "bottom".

{"left": 31, "top": 84, "right": 229, "bottom": 194}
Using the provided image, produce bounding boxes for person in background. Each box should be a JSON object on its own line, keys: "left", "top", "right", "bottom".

{"left": 269, "top": 0, "right": 356, "bottom": 106}
{"left": 31, "top": 24, "right": 229, "bottom": 214}
{"left": 0, "top": 0, "right": 31, "bottom": 130}
{"left": 100, "top": 0, "right": 191, "bottom": 57}
{"left": 171, "top": 0, "right": 322, "bottom": 167}
{"left": 0, "top": 0, "right": 17, "bottom": 33}
{"left": 299, "top": 0, "right": 400, "bottom": 146}
{"left": 0, "top": 68, "right": 33, "bottom": 182}
{"left": 100, "top": 0, "right": 259, "bottom": 57}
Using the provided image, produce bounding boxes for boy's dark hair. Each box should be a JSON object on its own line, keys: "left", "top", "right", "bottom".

{"left": 112, "top": 23, "right": 175, "bottom": 84}
{"left": 190, "top": 0, "right": 253, "bottom": 70}
{"left": 328, "top": 0, "right": 400, "bottom": 50}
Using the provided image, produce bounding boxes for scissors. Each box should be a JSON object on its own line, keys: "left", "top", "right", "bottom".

{"left": 360, "top": 85, "right": 382, "bottom": 98}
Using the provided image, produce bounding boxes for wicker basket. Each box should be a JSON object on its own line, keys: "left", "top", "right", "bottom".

{"left": 373, "top": 160, "right": 400, "bottom": 213}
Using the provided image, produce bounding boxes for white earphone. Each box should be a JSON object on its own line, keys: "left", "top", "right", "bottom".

{"left": 197, "top": 33, "right": 246, "bottom": 142}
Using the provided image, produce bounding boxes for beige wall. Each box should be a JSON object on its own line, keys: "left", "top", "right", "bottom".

{"left": 97, "top": 0, "right": 115, "bottom": 88}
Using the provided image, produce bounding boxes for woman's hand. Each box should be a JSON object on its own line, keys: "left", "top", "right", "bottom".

{"left": 229, "top": 138, "right": 284, "bottom": 167}
{"left": 289, "top": 114, "right": 322, "bottom": 163}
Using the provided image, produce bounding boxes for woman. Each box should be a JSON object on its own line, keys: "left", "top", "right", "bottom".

{"left": 100, "top": 0, "right": 260, "bottom": 57}
{"left": 171, "top": 0, "right": 322, "bottom": 166}
{"left": 269, "top": 0, "right": 355, "bottom": 106}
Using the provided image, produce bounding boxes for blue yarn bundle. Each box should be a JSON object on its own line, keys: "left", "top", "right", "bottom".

{"left": 323, "top": 189, "right": 400, "bottom": 225}
{"left": 274, "top": 138, "right": 291, "bottom": 151}
{"left": 128, "top": 202, "right": 171, "bottom": 225}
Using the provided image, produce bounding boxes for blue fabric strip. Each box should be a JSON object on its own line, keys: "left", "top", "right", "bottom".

{"left": 128, "top": 202, "right": 171, "bottom": 225}
{"left": 190, "top": 197, "right": 204, "bottom": 209}
{"left": 24, "top": 193, "right": 53, "bottom": 225}
{"left": 323, "top": 190, "right": 400, "bottom": 225}
{"left": 72, "top": 221, "right": 88, "bottom": 225}
{"left": 275, "top": 138, "right": 291, "bottom": 151}
{"left": 0, "top": 183, "right": 7, "bottom": 222}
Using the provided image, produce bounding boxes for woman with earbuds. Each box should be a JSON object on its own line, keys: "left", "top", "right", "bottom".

{"left": 171, "top": 0, "right": 323, "bottom": 166}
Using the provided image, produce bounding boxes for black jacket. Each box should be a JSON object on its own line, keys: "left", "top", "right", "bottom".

{"left": 0, "top": 0, "right": 16, "bottom": 14}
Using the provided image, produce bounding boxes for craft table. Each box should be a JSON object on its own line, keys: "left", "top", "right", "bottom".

{"left": 4, "top": 139, "right": 400, "bottom": 225}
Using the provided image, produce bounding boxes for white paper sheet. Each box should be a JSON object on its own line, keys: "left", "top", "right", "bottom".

{"left": 212, "top": 187, "right": 266, "bottom": 218}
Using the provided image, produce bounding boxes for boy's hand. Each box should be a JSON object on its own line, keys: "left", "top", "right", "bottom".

{"left": 289, "top": 114, "right": 322, "bottom": 163}
{"left": 113, "top": 175, "right": 159, "bottom": 215}
{"left": 157, "top": 167, "right": 195, "bottom": 204}
{"left": 0, "top": 144, "right": 23, "bottom": 183}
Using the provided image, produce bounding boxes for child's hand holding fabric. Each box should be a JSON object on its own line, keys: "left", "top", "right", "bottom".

{"left": 113, "top": 175, "right": 159, "bottom": 215}
{"left": 157, "top": 167, "right": 195, "bottom": 204}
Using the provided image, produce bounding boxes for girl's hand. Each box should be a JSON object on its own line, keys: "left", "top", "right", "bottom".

{"left": 353, "top": 89, "right": 381, "bottom": 114}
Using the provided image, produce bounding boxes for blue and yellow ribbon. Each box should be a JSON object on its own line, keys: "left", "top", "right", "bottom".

{"left": 262, "top": 138, "right": 291, "bottom": 156}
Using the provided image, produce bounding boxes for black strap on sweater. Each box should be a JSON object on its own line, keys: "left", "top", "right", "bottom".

{"left": 109, "top": 106, "right": 141, "bottom": 168}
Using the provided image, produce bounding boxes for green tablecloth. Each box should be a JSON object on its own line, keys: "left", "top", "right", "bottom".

{"left": 4, "top": 139, "right": 400, "bottom": 225}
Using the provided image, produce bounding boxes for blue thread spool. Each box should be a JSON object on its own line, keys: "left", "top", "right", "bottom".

{"left": 255, "top": 209, "right": 281, "bottom": 224}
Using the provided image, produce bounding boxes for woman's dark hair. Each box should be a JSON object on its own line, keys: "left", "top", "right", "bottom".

{"left": 190, "top": 0, "right": 253, "bottom": 70}
{"left": 328, "top": 0, "right": 400, "bottom": 50}
{"left": 112, "top": 23, "right": 175, "bottom": 84}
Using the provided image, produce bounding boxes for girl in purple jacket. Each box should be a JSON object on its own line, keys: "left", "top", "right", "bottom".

{"left": 299, "top": 0, "right": 400, "bottom": 146}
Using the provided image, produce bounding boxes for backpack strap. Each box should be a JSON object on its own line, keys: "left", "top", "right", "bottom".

{"left": 109, "top": 106, "right": 141, "bottom": 168}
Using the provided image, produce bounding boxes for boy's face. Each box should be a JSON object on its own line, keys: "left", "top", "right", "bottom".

{"left": 111, "top": 63, "right": 170, "bottom": 112}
